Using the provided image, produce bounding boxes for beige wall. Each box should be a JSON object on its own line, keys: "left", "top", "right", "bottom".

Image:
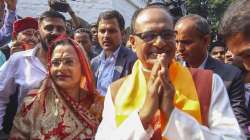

{"left": 16, "top": 0, "right": 147, "bottom": 27}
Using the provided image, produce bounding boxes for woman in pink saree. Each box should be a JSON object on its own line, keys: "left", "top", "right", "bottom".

{"left": 9, "top": 34, "right": 104, "bottom": 139}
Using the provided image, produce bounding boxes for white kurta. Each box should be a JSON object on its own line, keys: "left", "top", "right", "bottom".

{"left": 0, "top": 45, "right": 47, "bottom": 129}
{"left": 95, "top": 74, "right": 246, "bottom": 140}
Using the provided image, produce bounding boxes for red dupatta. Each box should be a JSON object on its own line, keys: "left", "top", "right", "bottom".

{"left": 47, "top": 34, "right": 102, "bottom": 133}
{"left": 48, "top": 34, "right": 96, "bottom": 95}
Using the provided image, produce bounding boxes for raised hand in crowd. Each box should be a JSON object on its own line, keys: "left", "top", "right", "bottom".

{"left": 66, "top": 2, "right": 81, "bottom": 29}
{"left": 4, "top": 0, "right": 16, "bottom": 11}
{"left": 139, "top": 54, "right": 175, "bottom": 129}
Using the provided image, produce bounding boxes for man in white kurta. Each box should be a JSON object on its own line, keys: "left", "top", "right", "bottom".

{"left": 0, "top": 10, "right": 67, "bottom": 132}
{"left": 96, "top": 74, "right": 244, "bottom": 140}
{"left": 95, "top": 5, "right": 245, "bottom": 140}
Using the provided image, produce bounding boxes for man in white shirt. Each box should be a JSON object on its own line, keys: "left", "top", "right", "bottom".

{"left": 0, "top": 10, "right": 66, "bottom": 134}
{"left": 95, "top": 5, "right": 245, "bottom": 140}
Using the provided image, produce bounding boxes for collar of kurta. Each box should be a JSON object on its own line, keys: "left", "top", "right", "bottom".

{"left": 114, "top": 60, "right": 202, "bottom": 128}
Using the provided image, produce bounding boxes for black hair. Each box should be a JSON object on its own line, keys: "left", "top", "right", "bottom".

{"left": 74, "top": 28, "right": 92, "bottom": 41}
{"left": 210, "top": 40, "right": 226, "bottom": 52}
{"left": 97, "top": 10, "right": 125, "bottom": 31}
{"left": 39, "top": 10, "right": 66, "bottom": 23}
{"left": 90, "top": 23, "right": 98, "bottom": 29}
{"left": 219, "top": 0, "right": 250, "bottom": 40}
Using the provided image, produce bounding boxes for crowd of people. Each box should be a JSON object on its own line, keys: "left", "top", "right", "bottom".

{"left": 0, "top": 0, "right": 250, "bottom": 139}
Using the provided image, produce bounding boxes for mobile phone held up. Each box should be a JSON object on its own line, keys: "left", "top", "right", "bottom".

{"left": 48, "top": 0, "right": 70, "bottom": 13}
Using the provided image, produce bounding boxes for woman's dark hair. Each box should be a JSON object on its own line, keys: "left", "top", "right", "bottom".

{"left": 219, "top": 0, "right": 250, "bottom": 40}
{"left": 97, "top": 10, "right": 125, "bottom": 31}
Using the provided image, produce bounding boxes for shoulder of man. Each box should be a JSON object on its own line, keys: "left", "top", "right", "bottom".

{"left": 119, "top": 46, "right": 137, "bottom": 59}
{"left": 9, "top": 48, "right": 34, "bottom": 62}
{"left": 117, "top": 46, "right": 137, "bottom": 69}
{"left": 207, "top": 56, "right": 242, "bottom": 80}
{"left": 90, "top": 53, "right": 101, "bottom": 69}
{"left": 109, "top": 76, "right": 128, "bottom": 102}
{"left": 90, "top": 52, "right": 101, "bottom": 64}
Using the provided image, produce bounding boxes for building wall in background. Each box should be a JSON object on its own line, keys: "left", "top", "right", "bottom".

{"left": 17, "top": 0, "right": 148, "bottom": 27}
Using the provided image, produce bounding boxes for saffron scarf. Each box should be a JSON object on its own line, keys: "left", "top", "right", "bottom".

{"left": 114, "top": 60, "right": 202, "bottom": 139}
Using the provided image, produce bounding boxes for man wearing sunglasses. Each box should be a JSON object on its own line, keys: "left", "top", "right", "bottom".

{"left": 96, "top": 5, "right": 244, "bottom": 140}
{"left": 175, "top": 14, "right": 250, "bottom": 137}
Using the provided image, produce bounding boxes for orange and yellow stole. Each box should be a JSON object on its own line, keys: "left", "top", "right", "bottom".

{"left": 114, "top": 60, "right": 202, "bottom": 140}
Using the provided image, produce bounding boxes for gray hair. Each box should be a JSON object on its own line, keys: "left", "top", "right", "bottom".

{"left": 176, "top": 14, "right": 211, "bottom": 37}
{"left": 219, "top": 0, "right": 250, "bottom": 40}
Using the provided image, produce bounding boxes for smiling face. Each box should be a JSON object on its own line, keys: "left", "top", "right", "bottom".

{"left": 50, "top": 43, "right": 82, "bottom": 90}
{"left": 39, "top": 17, "right": 66, "bottom": 50}
{"left": 130, "top": 8, "right": 176, "bottom": 69}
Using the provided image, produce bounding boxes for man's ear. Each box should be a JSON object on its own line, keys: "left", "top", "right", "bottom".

{"left": 203, "top": 34, "right": 211, "bottom": 50}
{"left": 129, "top": 35, "right": 136, "bottom": 52}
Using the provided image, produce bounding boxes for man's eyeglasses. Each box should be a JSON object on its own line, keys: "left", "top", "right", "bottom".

{"left": 134, "top": 29, "right": 176, "bottom": 42}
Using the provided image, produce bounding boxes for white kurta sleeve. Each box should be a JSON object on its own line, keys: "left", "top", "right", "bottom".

{"left": 0, "top": 57, "right": 18, "bottom": 130}
{"left": 95, "top": 87, "right": 152, "bottom": 140}
{"left": 162, "top": 74, "right": 245, "bottom": 140}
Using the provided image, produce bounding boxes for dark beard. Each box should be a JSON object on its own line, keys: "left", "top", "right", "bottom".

{"left": 42, "top": 34, "right": 61, "bottom": 52}
{"left": 41, "top": 39, "right": 48, "bottom": 52}
{"left": 40, "top": 35, "right": 59, "bottom": 52}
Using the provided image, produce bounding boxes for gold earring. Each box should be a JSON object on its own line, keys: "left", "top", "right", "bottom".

{"left": 80, "top": 76, "right": 86, "bottom": 89}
